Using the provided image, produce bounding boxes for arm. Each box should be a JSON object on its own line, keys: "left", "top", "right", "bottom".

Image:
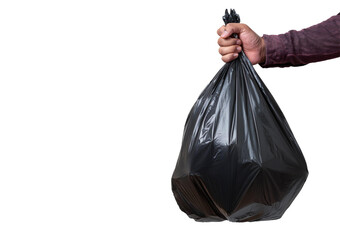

{"left": 217, "top": 13, "right": 340, "bottom": 67}
{"left": 261, "top": 13, "right": 340, "bottom": 67}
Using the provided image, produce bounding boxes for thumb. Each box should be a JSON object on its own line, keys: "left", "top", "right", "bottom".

{"left": 221, "top": 23, "right": 245, "bottom": 38}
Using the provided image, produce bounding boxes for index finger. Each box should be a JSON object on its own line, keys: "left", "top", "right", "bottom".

{"left": 217, "top": 25, "right": 226, "bottom": 36}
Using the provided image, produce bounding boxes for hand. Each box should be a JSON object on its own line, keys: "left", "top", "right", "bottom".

{"left": 217, "top": 23, "right": 266, "bottom": 65}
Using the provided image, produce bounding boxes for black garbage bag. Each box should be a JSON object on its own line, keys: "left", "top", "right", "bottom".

{"left": 171, "top": 9, "right": 308, "bottom": 222}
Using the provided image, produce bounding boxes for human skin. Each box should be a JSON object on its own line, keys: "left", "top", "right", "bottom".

{"left": 217, "top": 23, "right": 266, "bottom": 65}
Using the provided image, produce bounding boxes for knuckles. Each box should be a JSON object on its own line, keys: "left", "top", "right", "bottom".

{"left": 217, "top": 25, "right": 225, "bottom": 35}
{"left": 217, "top": 37, "right": 224, "bottom": 46}
{"left": 225, "top": 23, "right": 248, "bottom": 34}
{"left": 218, "top": 45, "right": 239, "bottom": 55}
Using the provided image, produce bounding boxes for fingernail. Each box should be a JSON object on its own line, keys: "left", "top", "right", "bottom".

{"left": 233, "top": 53, "right": 238, "bottom": 57}
{"left": 237, "top": 46, "right": 242, "bottom": 51}
{"left": 236, "top": 40, "right": 241, "bottom": 45}
{"left": 221, "top": 31, "right": 228, "bottom": 38}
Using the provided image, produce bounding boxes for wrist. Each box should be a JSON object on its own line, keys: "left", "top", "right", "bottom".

{"left": 259, "top": 37, "right": 266, "bottom": 64}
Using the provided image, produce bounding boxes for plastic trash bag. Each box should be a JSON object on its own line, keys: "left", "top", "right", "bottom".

{"left": 171, "top": 9, "right": 308, "bottom": 222}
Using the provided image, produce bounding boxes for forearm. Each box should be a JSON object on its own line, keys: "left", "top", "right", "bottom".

{"left": 261, "top": 13, "right": 340, "bottom": 68}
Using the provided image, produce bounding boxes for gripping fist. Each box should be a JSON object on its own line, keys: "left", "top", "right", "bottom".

{"left": 217, "top": 23, "right": 266, "bottom": 65}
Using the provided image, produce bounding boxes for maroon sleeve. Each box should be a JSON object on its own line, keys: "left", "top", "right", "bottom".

{"left": 260, "top": 13, "right": 340, "bottom": 68}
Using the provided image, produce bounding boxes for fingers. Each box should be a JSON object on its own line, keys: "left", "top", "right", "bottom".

{"left": 217, "top": 25, "right": 226, "bottom": 36}
{"left": 217, "top": 23, "right": 248, "bottom": 63}
{"left": 217, "top": 37, "right": 241, "bottom": 47}
{"left": 219, "top": 45, "right": 242, "bottom": 63}
{"left": 221, "top": 53, "right": 239, "bottom": 63}
{"left": 219, "top": 45, "right": 242, "bottom": 55}
{"left": 217, "top": 23, "right": 246, "bottom": 39}
{"left": 217, "top": 23, "right": 249, "bottom": 62}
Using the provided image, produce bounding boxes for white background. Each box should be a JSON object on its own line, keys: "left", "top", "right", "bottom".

{"left": 0, "top": 0, "right": 340, "bottom": 239}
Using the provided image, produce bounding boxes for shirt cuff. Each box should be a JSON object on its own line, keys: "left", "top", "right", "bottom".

{"left": 260, "top": 34, "right": 287, "bottom": 68}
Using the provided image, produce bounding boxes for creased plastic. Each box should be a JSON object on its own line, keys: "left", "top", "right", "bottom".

{"left": 171, "top": 9, "right": 308, "bottom": 222}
